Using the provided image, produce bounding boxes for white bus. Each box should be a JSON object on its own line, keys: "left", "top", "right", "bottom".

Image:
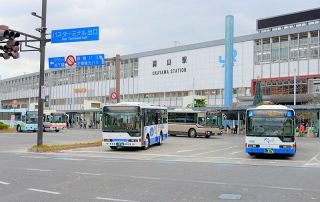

{"left": 43, "top": 110, "right": 67, "bottom": 132}
{"left": 102, "top": 102, "right": 168, "bottom": 150}
{"left": 168, "top": 109, "right": 223, "bottom": 138}
{"left": 0, "top": 109, "right": 38, "bottom": 132}
{"left": 245, "top": 105, "right": 296, "bottom": 156}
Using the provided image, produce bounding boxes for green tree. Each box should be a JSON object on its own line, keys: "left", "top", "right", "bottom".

{"left": 194, "top": 98, "right": 206, "bottom": 108}
{"left": 253, "top": 81, "right": 263, "bottom": 106}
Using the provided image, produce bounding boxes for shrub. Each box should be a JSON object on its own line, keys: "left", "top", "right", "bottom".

{"left": 0, "top": 122, "right": 10, "bottom": 130}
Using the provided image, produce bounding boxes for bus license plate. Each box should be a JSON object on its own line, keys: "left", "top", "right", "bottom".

{"left": 116, "top": 143, "right": 124, "bottom": 146}
{"left": 264, "top": 148, "right": 274, "bottom": 154}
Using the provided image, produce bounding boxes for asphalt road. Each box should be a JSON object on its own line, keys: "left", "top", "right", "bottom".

{"left": 1, "top": 130, "right": 320, "bottom": 202}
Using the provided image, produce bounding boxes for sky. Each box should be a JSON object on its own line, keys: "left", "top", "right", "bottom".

{"left": 0, "top": 0, "right": 319, "bottom": 79}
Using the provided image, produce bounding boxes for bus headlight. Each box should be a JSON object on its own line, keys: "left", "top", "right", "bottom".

{"left": 280, "top": 145, "right": 292, "bottom": 148}
{"left": 248, "top": 144, "right": 260, "bottom": 148}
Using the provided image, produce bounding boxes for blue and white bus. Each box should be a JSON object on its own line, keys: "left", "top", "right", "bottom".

{"left": 0, "top": 109, "right": 38, "bottom": 132}
{"left": 245, "top": 105, "right": 296, "bottom": 156}
{"left": 102, "top": 102, "right": 168, "bottom": 150}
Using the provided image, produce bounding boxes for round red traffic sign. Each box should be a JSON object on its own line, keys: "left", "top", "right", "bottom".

{"left": 66, "top": 55, "right": 76, "bottom": 67}
{"left": 111, "top": 92, "right": 117, "bottom": 100}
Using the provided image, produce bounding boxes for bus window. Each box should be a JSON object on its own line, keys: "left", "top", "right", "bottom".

{"left": 186, "top": 113, "right": 197, "bottom": 123}
{"left": 198, "top": 117, "right": 205, "bottom": 126}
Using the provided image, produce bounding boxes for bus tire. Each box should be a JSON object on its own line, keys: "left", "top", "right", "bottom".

{"left": 188, "top": 128, "right": 197, "bottom": 138}
{"left": 143, "top": 135, "right": 150, "bottom": 150}
{"left": 110, "top": 146, "right": 117, "bottom": 150}
{"left": 55, "top": 130, "right": 59, "bottom": 132}
{"left": 248, "top": 153, "right": 255, "bottom": 156}
{"left": 16, "top": 125, "right": 22, "bottom": 132}
{"left": 205, "top": 134, "right": 211, "bottom": 138}
{"left": 157, "top": 132, "right": 163, "bottom": 146}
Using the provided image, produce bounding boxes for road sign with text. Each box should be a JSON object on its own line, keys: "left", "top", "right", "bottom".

{"left": 48, "top": 57, "right": 65, "bottom": 68}
{"left": 51, "top": 26, "right": 99, "bottom": 43}
{"left": 76, "top": 54, "right": 105, "bottom": 67}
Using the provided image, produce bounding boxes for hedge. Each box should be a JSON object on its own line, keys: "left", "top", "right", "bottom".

{"left": 0, "top": 122, "right": 10, "bottom": 130}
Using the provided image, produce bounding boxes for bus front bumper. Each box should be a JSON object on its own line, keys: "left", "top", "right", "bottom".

{"left": 102, "top": 140, "right": 142, "bottom": 148}
{"left": 246, "top": 147, "right": 296, "bottom": 155}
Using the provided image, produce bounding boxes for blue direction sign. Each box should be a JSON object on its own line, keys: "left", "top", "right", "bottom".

{"left": 51, "top": 26, "right": 99, "bottom": 43}
{"left": 48, "top": 57, "right": 66, "bottom": 68}
{"left": 76, "top": 54, "right": 105, "bottom": 67}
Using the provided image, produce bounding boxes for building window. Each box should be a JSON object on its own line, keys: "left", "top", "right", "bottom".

{"left": 152, "top": 60, "right": 157, "bottom": 67}
{"left": 182, "top": 56, "right": 187, "bottom": 64}
{"left": 167, "top": 59, "right": 171, "bottom": 66}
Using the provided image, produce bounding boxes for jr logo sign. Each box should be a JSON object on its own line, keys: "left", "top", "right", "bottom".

{"left": 218, "top": 49, "right": 237, "bottom": 68}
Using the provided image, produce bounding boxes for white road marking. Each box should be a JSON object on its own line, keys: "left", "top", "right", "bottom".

{"left": 28, "top": 188, "right": 61, "bottom": 195}
{"left": 192, "top": 146, "right": 237, "bottom": 156}
{"left": 304, "top": 151, "right": 320, "bottom": 166}
{"left": 53, "top": 158, "right": 86, "bottom": 161}
{"left": 129, "top": 175, "right": 161, "bottom": 180}
{"left": 0, "top": 181, "right": 10, "bottom": 185}
{"left": 230, "top": 151, "right": 242, "bottom": 154}
{"left": 74, "top": 172, "right": 102, "bottom": 176}
{"left": 95, "top": 197, "right": 140, "bottom": 202}
{"left": 27, "top": 168, "right": 51, "bottom": 172}
{"left": 177, "top": 149, "right": 196, "bottom": 153}
{"left": 20, "top": 155, "right": 47, "bottom": 159}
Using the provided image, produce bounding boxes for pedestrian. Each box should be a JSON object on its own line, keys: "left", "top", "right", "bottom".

{"left": 299, "top": 124, "right": 305, "bottom": 136}
{"left": 233, "top": 125, "right": 238, "bottom": 134}
{"left": 83, "top": 119, "right": 87, "bottom": 128}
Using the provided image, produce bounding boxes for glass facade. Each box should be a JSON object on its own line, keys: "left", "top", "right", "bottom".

{"left": 254, "top": 30, "right": 320, "bottom": 64}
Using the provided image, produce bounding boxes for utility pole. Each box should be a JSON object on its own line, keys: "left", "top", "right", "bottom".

{"left": 36, "top": 0, "right": 48, "bottom": 146}
{"left": 294, "top": 67, "right": 296, "bottom": 106}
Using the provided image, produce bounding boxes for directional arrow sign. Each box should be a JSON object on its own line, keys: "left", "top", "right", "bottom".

{"left": 76, "top": 54, "right": 105, "bottom": 67}
{"left": 51, "top": 26, "right": 99, "bottom": 43}
{"left": 48, "top": 57, "right": 65, "bottom": 68}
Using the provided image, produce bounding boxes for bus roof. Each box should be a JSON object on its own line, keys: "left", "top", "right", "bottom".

{"left": 168, "top": 108, "right": 203, "bottom": 113}
{"left": 104, "top": 102, "right": 167, "bottom": 110}
{"left": 247, "top": 105, "right": 293, "bottom": 111}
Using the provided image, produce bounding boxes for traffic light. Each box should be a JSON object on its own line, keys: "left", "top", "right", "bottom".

{"left": 0, "top": 25, "right": 20, "bottom": 59}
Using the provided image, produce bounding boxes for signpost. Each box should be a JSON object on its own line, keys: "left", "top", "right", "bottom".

{"left": 76, "top": 54, "right": 105, "bottom": 67}
{"left": 66, "top": 55, "right": 76, "bottom": 67}
{"left": 111, "top": 92, "right": 117, "bottom": 100}
{"left": 51, "top": 26, "right": 99, "bottom": 43}
{"left": 48, "top": 57, "right": 65, "bottom": 68}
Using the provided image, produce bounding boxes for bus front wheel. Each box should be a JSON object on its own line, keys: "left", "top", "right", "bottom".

{"left": 188, "top": 129, "right": 197, "bottom": 138}
{"left": 110, "top": 146, "right": 117, "bottom": 150}
{"left": 55, "top": 130, "right": 59, "bottom": 132}
{"left": 16, "top": 125, "right": 22, "bottom": 132}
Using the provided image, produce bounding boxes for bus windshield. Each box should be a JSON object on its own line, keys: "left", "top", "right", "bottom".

{"left": 103, "top": 112, "right": 141, "bottom": 135}
{"left": 26, "top": 111, "right": 38, "bottom": 124}
{"left": 247, "top": 117, "right": 294, "bottom": 137}
{"left": 51, "top": 113, "right": 66, "bottom": 123}
{"left": 206, "top": 112, "right": 222, "bottom": 128}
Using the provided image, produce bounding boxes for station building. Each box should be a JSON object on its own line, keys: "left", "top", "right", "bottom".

{"left": 1, "top": 8, "right": 320, "bottom": 114}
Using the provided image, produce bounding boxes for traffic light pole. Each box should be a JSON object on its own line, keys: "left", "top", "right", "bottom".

{"left": 37, "top": 0, "right": 47, "bottom": 146}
